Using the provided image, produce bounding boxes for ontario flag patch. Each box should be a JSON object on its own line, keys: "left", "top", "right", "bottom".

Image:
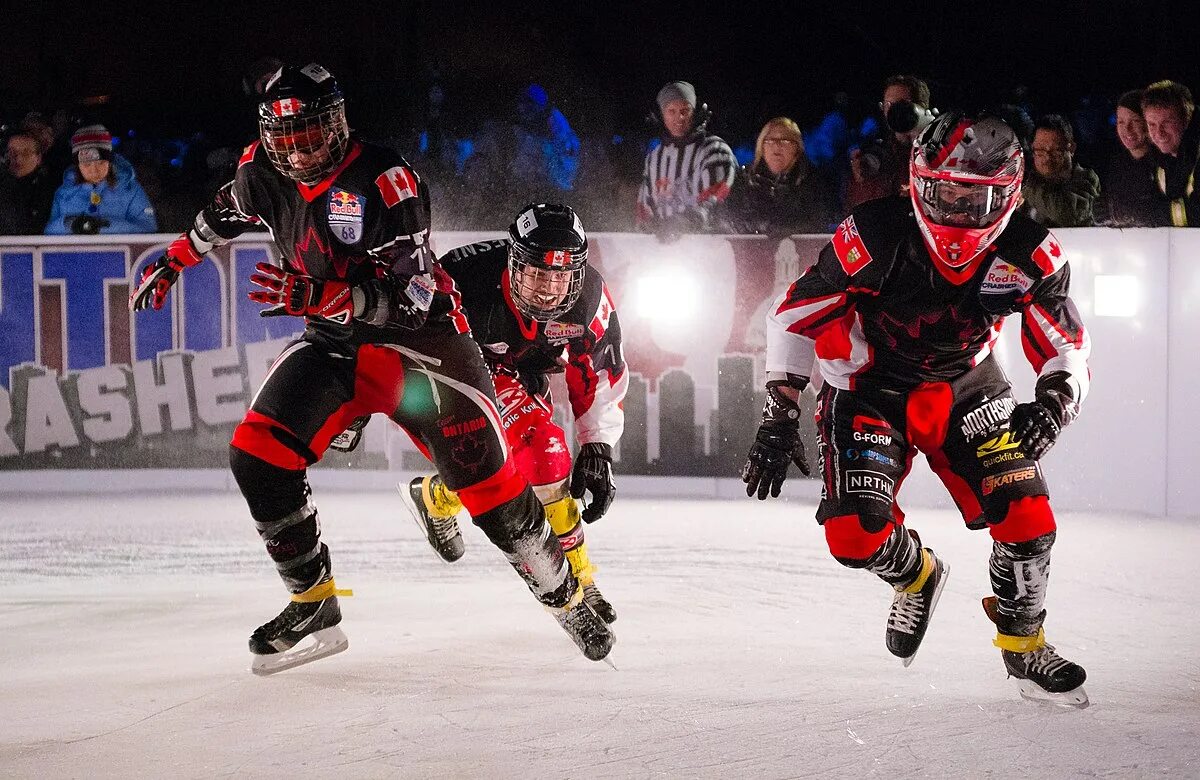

{"left": 831, "top": 215, "right": 874, "bottom": 276}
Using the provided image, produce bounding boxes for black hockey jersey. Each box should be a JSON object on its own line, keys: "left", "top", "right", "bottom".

{"left": 439, "top": 239, "right": 627, "bottom": 447}
{"left": 195, "top": 137, "right": 466, "bottom": 345}
{"left": 767, "top": 197, "right": 1090, "bottom": 402}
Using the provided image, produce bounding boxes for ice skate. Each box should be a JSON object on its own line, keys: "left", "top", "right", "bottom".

{"left": 583, "top": 583, "right": 617, "bottom": 624}
{"left": 400, "top": 476, "right": 465, "bottom": 563}
{"left": 886, "top": 545, "right": 949, "bottom": 667}
{"left": 550, "top": 587, "right": 616, "bottom": 662}
{"left": 983, "top": 597, "right": 1089, "bottom": 708}
{"left": 249, "top": 580, "right": 351, "bottom": 676}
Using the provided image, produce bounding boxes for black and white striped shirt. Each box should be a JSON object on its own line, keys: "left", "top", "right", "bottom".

{"left": 637, "top": 132, "right": 737, "bottom": 228}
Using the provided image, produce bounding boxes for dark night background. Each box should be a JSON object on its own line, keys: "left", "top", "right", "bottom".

{"left": 4, "top": 1, "right": 1196, "bottom": 228}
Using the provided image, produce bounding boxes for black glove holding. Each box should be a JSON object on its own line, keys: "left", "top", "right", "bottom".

{"left": 69, "top": 215, "right": 109, "bottom": 235}
{"left": 743, "top": 378, "right": 811, "bottom": 500}
{"left": 1010, "top": 373, "right": 1078, "bottom": 461}
{"left": 571, "top": 442, "right": 615, "bottom": 523}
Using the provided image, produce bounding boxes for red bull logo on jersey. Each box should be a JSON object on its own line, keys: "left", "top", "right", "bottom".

{"left": 327, "top": 189, "right": 364, "bottom": 245}
{"left": 980, "top": 258, "right": 1033, "bottom": 295}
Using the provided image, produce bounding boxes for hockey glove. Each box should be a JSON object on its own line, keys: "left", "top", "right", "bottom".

{"left": 130, "top": 233, "right": 206, "bottom": 311}
{"left": 1010, "top": 373, "right": 1078, "bottom": 461}
{"left": 249, "top": 262, "right": 355, "bottom": 324}
{"left": 571, "top": 442, "right": 616, "bottom": 523}
{"left": 329, "top": 415, "right": 371, "bottom": 453}
{"left": 743, "top": 379, "right": 811, "bottom": 500}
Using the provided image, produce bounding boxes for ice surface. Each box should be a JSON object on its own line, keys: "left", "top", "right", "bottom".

{"left": 2, "top": 491, "right": 1198, "bottom": 778}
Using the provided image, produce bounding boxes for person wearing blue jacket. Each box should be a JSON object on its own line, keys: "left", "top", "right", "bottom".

{"left": 45, "top": 125, "right": 157, "bottom": 235}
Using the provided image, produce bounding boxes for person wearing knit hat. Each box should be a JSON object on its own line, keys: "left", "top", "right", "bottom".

{"left": 45, "top": 123, "right": 156, "bottom": 235}
{"left": 636, "top": 80, "right": 736, "bottom": 238}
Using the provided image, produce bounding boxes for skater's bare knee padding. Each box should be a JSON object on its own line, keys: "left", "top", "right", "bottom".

{"left": 229, "top": 444, "right": 310, "bottom": 523}
{"left": 472, "top": 484, "right": 544, "bottom": 553}
{"left": 988, "top": 495, "right": 1056, "bottom": 543}
{"left": 454, "top": 459, "right": 527, "bottom": 516}
{"left": 824, "top": 513, "right": 896, "bottom": 566}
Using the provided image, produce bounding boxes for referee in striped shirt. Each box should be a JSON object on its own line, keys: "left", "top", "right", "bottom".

{"left": 637, "top": 81, "right": 737, "bottom": 238}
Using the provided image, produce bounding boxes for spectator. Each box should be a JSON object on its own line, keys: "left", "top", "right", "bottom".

{"left": 20, "top": 111, "right": 71, "bottom": 177}
{"left": 1098, "top": 90, "right": 1163, "bottom": 226}
{"left": 719, "top": 117, "right": 837, "bottom": 237}
{"left": 1141, "top": 80, "right": 1200, "bottom": 226}
{"left": 636, "top": 81, "right": 737, "bottom": 238}
{"left": 45, "top": 125, "right": 157, "bottom": 235}
{"left": 1022, "top": 114, "right": 1100, "bottom": 227}
{"left": 845, "top": 75, "right": 935, "bottom": 210}
{"left": 0, "top": 132, "right": 58, "bottom": 235}
{"left": 510, "top": 83, "right": 580, "bottom": 194}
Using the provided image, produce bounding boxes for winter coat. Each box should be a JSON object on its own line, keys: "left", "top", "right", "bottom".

{"left": 1021, "top": 164, "right": 1101, "bottom": 228}
{"left": 0, "top": 165, "right": 58, "bottom": 235}
{"left": 45, "top": 154, "right": 157, "bottom": 235}
{"left": 719, "top": 159, "right": 839, "bottom": 237}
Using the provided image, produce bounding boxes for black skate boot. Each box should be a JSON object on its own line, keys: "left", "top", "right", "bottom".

{"left": 983, "top": 597, "right": 1089, "bottom": 707}
{"left": 249, "top": 579, "right": 351, "bottom": 676}
{"left": 583, "top": 583, "right": 617, "bottom": 624}
{"left": 400, "top": 476, "right": 465, "bottom": 563}
{"left": 885, "top": 542, "right": 949, "bottom": 667}
{"left": 551, "top": 588, "right": 616, "bottom": 662}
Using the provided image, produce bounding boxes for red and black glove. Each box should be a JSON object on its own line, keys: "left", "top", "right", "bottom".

{"left": 248, "top": 262, "right": 355, "bottom": 324}
{"left": 130, "top": 234, "right": 205, "bottom": 311}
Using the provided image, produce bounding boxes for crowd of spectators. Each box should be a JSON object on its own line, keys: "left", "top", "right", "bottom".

{"left": 3, "top": 68, "right": 1199, "bottom": 238}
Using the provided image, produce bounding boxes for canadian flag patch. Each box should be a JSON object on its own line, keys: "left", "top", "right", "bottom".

{"left": 1031, "top": 232, "right": 1066, "bottom": 275}
{"left": 375, "top": 166, "right": 419, "bottom": 208}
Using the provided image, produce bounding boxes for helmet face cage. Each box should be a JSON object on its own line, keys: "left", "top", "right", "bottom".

{"left": 507, "top": 240, "right": 586, "bottom": 321}
{"left": 258, "top": 95, "right": 349, "bottom": 184}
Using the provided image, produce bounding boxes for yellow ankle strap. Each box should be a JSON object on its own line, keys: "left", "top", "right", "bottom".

{"left": 993, "top": 628, "right": 1045, "bottom": 653}
{"left": 291, "top": 579, "right": 354, "bottom": 603}
{"left": 900, "top": 549, "right": 934, "bottom": 594}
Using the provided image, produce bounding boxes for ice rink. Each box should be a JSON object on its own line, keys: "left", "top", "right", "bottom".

{"left": 2, "top": 490, "right": 1198, "bottom": 779}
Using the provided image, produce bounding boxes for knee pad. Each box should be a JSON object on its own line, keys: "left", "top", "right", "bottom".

{"left": 229, "top": 444, "right": 310, "bottom": 523}
{"left": 230, "top": 410, "right": 312, "bottom": 470}
{"left": 455, "top": 459, "right": 527, "bottom": 517}
{"left": 472, "top": 483, "right": 544, "bottom": 554}
{"left": 988, "top": 495, "right": 1056, "bottom": 543}
{"left": 824, "top": 513, "right": 896, "bottom": 567}
{"left": 510, "top": 421, "right": 572, "bottom": 488}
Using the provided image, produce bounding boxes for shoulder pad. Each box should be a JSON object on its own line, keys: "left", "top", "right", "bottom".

{"left": 439, "top": 239, "right": 507, "bottom": 266}
{"left": 374, "top": 163, "right": 421, "bottom": 208}
{"left": 994, "top": 212, "right": 1065, "bottom": 277}
{"left": 830, "top": 214, "right": 874, "bottom": 276}
{"left": 238, "top": 141, "right": 262, "bottom": 169}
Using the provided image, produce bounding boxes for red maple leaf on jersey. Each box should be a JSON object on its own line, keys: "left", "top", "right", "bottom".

{"left": 291, "top": 225, "right": 360, "bottom": 279}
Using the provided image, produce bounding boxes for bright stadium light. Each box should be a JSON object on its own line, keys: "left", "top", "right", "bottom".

{"left": 1093, "top": 274, "right": 1139, "bottom": 318}
{"left": 633, "top": 265, "right": 701, "bottom": 324}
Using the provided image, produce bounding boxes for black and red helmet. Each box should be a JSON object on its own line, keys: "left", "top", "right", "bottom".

{"left": 909, "top": 111, "right": 1024, "bottom": 270}
{"left": 257, "top": 63, "right": 350, "bottom": 185}
{"left": 506, "top": 203, "right": 588, "bottom": 321}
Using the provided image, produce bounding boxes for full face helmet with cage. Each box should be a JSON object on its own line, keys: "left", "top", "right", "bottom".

{"left": 258, "top": 63, "right": 350, "bottom": 185}
{"left": 507, "top": 203, "right": 588, "bottom": 321}
{"left": 909, "top": 110, "right": 1024, "bottom": 270}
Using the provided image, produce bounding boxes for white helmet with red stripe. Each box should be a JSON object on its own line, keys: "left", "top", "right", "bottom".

{"left": 507, "top": 203, "right": 588, "bottom": 321}
{"left": 257, "top": 63, "right": 350, "bottom": 185}
{"left": 910, "top": 111, "right": 1024, "bottom": 269}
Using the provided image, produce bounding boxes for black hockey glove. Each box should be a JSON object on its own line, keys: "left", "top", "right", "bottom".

{"left": 743, "top": 379, "right": 811, "bottom": 500}
{"left": 1010, "top": 373, "right": 1078, "bottom": 461}
{"left": 329, "top": 415, "right": 371, "bottom": 453}
{"left": 571, "top": 443, "right": 615, "bottom": 523}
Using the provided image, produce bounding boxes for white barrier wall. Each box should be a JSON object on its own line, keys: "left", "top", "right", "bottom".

{"left": 0, "top": 228, "right": 1196, "bottom": 517}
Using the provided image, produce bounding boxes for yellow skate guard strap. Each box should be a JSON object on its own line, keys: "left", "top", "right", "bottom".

{"left": 291, "top": 579, "right": 354, "bottom": 603}
{"left": 993, "top": 628, "right": 1045, "bottom": 653}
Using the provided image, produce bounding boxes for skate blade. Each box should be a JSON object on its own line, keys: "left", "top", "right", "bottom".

{"left": 1016, "top": 679, "right": 1090, "bottom": 709}
{"left": 250, "top": 626, "right": 349, "bottom": 676}
{"left": 900, "top": 560, "right": 950, "bottom": 668}
{"left": 396, "top": 483, "right": 464, "bottom": 563}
